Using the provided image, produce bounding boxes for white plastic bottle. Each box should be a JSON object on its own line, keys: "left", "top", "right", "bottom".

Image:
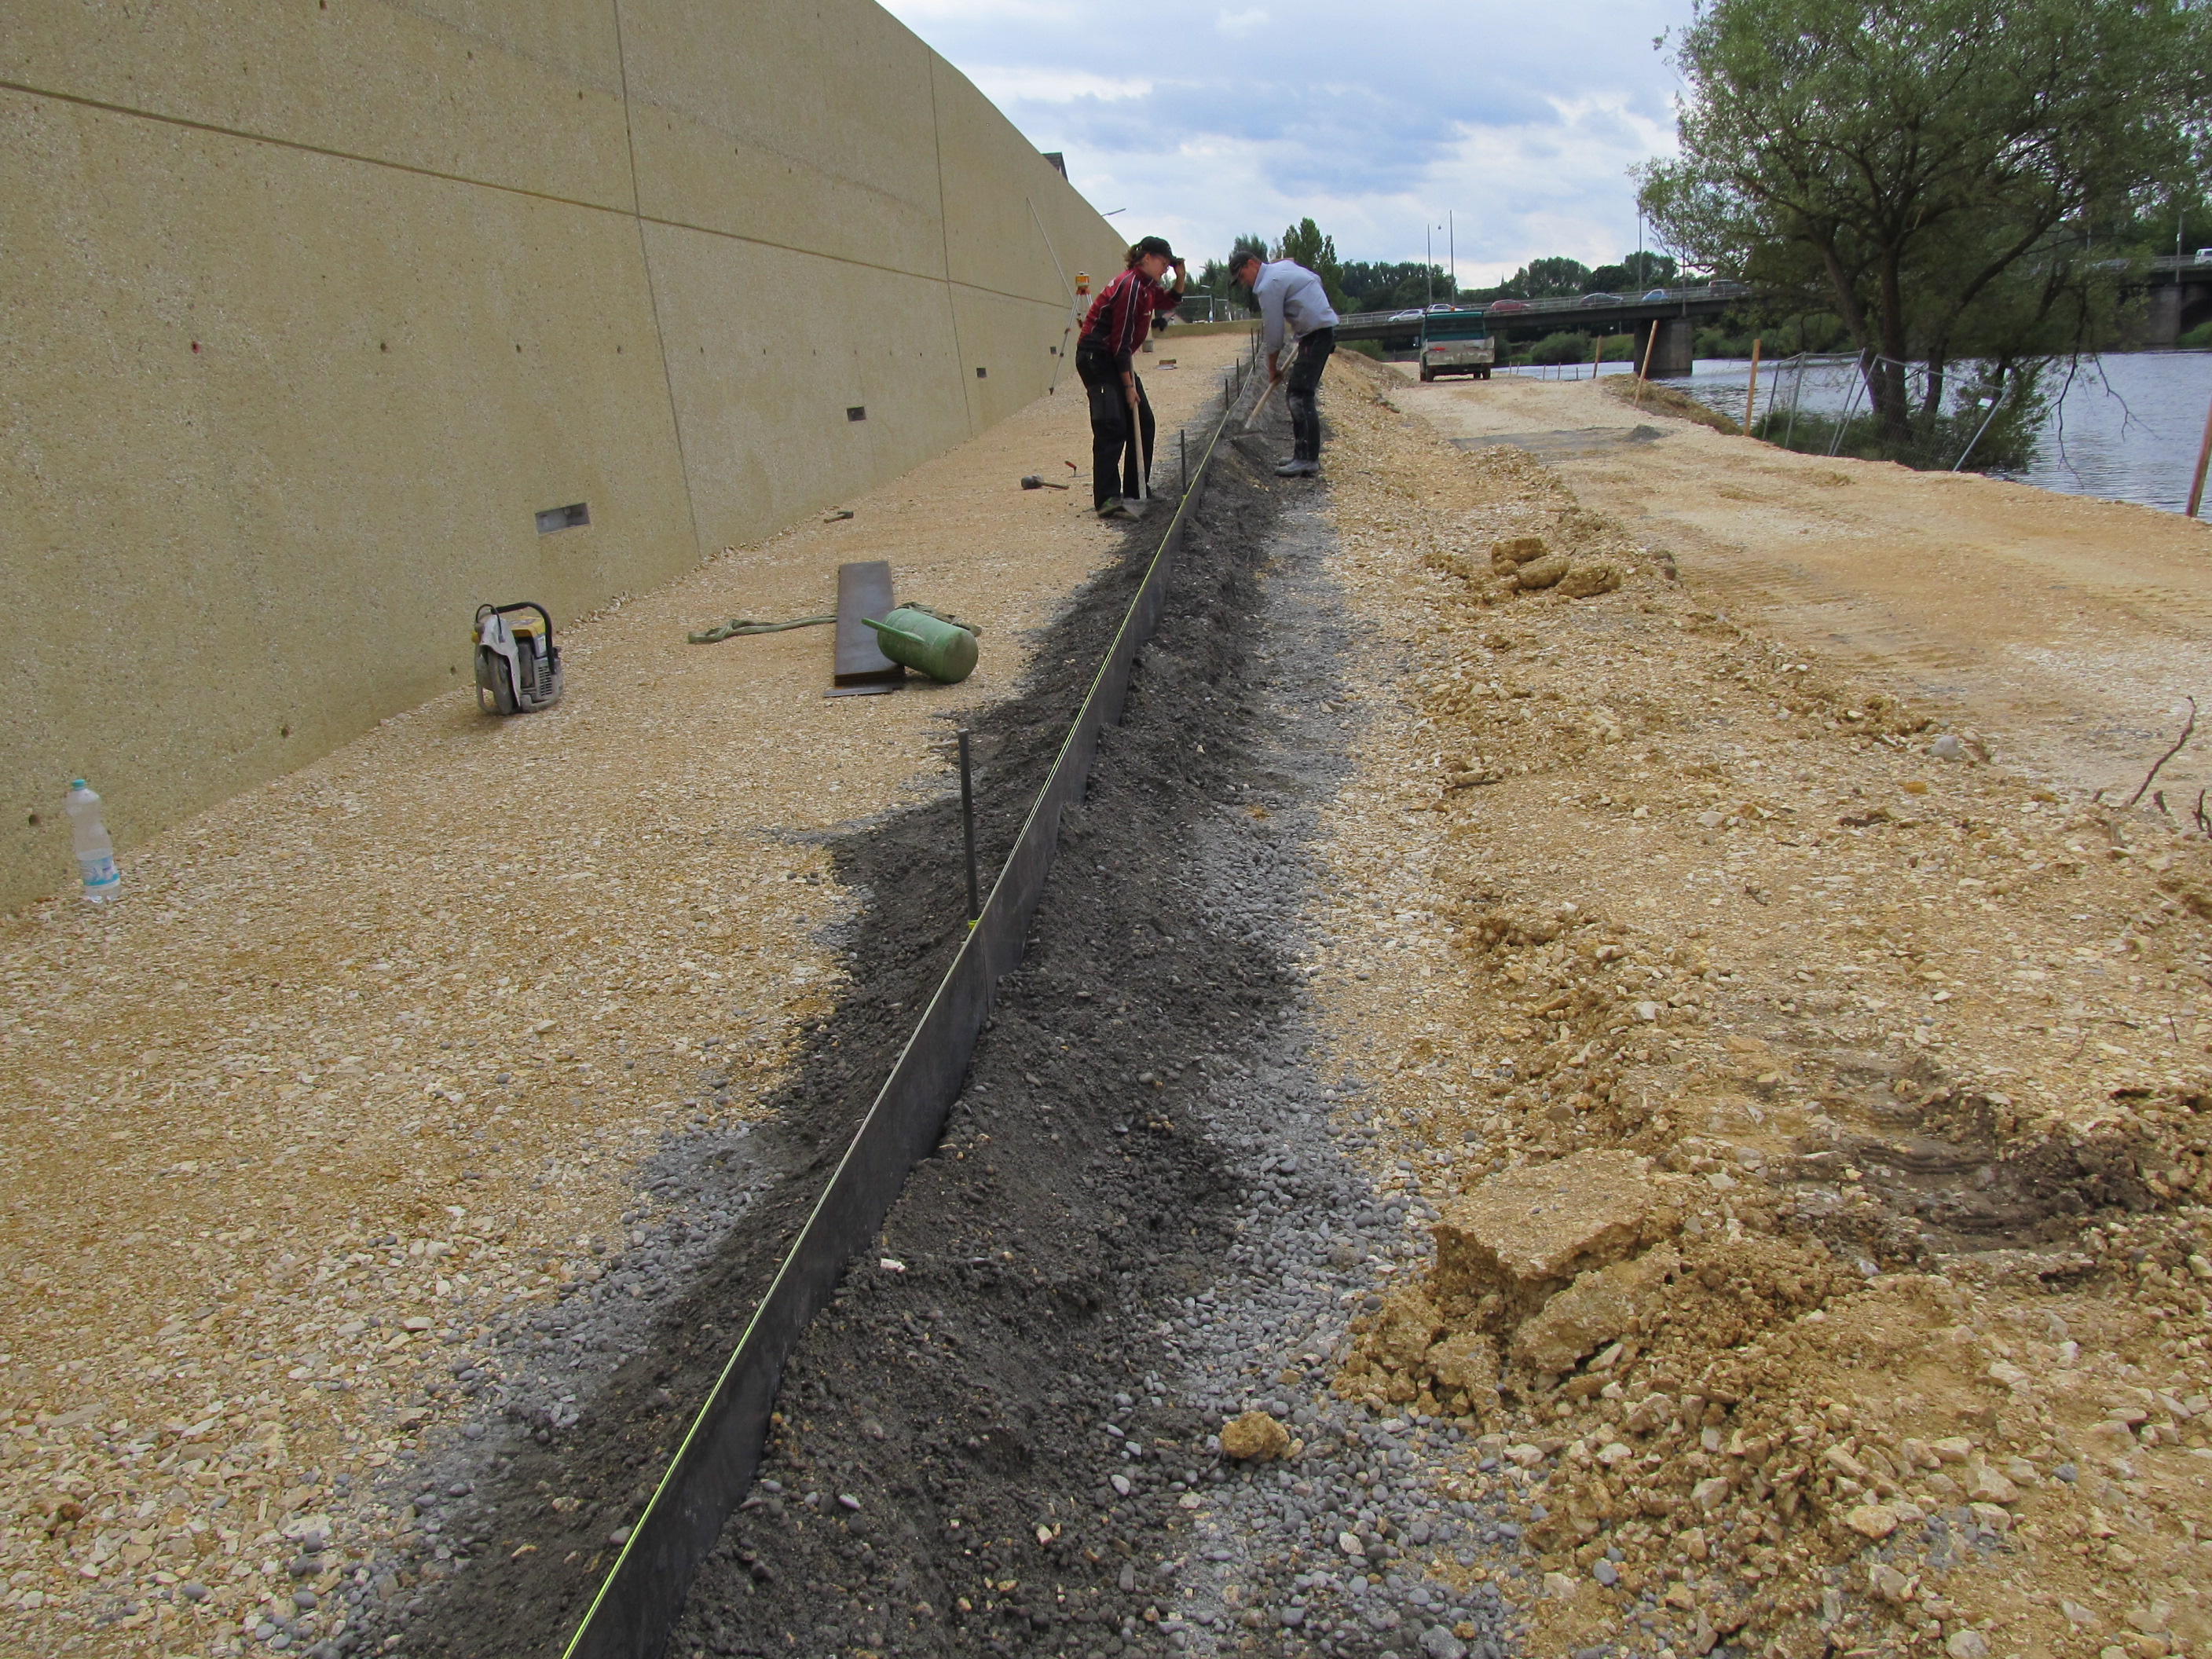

{"left": 64, "top": 780, "right": 120, "bottom": 903}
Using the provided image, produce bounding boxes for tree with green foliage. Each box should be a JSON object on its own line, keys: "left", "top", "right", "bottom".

{"left": 1528, "top": 331, "right": 1602, "bottom": 364}
{"left": 1338, "top": 262, "right": 1455, "bottom": 313}
{"left": 1639, "top": 0, "right": 2212, "bottom": 441}
{"left": 2108, "top": 185, "right": 2212, "bottom": 262}
{"left": 1276, "top": 218, "right": 1350, "bottom": 310}
{"left": 1585, "top": 252, "right": 1679, "bottom": 295}
{"left": 1463, "top": 252, "right": 1677, "bottom": 305}
{"left": 1196, "top": 233, "right": 1273, "bottom": 309}
{"left": 1492, "top": 256, "right": 1591, "bottom": 300}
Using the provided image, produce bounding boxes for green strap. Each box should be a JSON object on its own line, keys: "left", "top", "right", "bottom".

{"left": 686, "top": 614, "right": 835, "bottom": 644}
{"left": 687, "top": 605, "right": 983, "bottom": 645}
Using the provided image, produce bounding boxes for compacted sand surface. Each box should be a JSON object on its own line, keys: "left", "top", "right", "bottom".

{"left": 1387, "top": 364, "right": 2212, "bottom": 801}
{"left": 1289, "top": 358, "right": 2212, "bottom": 1659}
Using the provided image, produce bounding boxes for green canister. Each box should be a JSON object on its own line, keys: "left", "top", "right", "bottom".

{"left": 861, "top": 607, "right": 980, "bottom": 684}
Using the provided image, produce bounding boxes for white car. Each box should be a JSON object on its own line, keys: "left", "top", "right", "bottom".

{"left": 1390, "top": 308, "right": 1425, "bottom": 322}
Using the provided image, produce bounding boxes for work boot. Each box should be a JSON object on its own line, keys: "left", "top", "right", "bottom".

{"left": 1097, "top": 496, "right": 1132, "bottom": 518}
{"left": 1274, "top": 458, "right": 1319, "bottom": 478}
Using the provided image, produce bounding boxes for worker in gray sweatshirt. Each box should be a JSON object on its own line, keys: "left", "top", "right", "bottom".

{"left": 1226, "top": 250, "right": 1339, "bottom": 477}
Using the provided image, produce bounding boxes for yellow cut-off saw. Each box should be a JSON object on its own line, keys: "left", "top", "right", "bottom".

{"left": 472, "top": 601, "right": 565, "bottom": 715}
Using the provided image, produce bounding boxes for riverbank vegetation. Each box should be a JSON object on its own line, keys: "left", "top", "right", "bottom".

{"left": 1639, "top": 0, "right": 2212, "bottom": 453}
{"left": 1751, "top": 365, "right": 2047, "bottom": 471}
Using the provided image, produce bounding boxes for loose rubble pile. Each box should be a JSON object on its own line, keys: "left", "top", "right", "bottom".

{"left": 1295, "top": 357, "right": 2212, "bottom": 1659}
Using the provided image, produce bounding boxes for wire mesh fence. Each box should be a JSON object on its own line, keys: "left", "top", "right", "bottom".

{"left": 1738, "top": 352, "right": 2037, "bottom": 472}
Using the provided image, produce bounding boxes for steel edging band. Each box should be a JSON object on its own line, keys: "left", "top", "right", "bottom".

{"left": 559, "top": 346, "right": 1264, "bottom": 1659}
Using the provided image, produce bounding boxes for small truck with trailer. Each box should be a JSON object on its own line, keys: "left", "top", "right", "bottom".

{"left": 1418, "top": 309, "right": 1495, "bottom": 381}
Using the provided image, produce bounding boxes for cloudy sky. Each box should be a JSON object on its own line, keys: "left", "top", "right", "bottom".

{"left": 880, "top": 0, "right": 1694, "bottom": 285}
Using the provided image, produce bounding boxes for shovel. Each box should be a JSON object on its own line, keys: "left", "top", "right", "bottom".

{"left": 1240, "top": 378, "right": 1280, "bottom": 434}
{"left": 1234, "top": 340, "right": 1297, "bottom": 442}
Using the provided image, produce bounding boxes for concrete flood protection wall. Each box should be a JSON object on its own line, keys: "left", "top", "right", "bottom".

{"left": 0, "top": 0, "right": 1123, "bottom": 913}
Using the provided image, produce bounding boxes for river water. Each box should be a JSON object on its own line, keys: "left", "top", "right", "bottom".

{"left": 1671, "top": 350, "right": 2212, "bottom": 515}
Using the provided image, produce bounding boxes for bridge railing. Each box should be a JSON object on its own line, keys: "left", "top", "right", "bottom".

{"left": 1169, "top": 295, "right": 1252, "bottom": 323}
{"left": 2101, "top": 252, "right": 2212, "bottom": 275}
{"left": 1336, "top": 285, "right": 1753, "bottom": 328}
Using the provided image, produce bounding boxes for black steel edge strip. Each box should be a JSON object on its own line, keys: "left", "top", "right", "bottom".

{"left": 560, "top": 345, "right": 1264, "bottom": 1659}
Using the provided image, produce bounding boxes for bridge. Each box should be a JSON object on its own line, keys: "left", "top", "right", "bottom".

{"left": 1331, "top": 253, "right": 2212, "bottom": 375}
{"left": 1333, "top": 285, "right": 1743, "bottom": 376}
{"left": 2129, "top": 253, "right": 2212, "bottom": 346}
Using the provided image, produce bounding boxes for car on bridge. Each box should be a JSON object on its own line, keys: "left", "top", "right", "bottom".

{"left": 1487, "top": 298, "right": 1529, "bottom": 315}
{"left": 1643, "top": 289, "right": 1669, "bottom": 301}
{"left": 1581, "top": 292, "right": 1622, "bottom": 306}
{"left": 1390, "top": 308, "right": 1425, "bottom": 322}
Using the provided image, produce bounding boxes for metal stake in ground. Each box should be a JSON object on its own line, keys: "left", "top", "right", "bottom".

{"left": 958, "top": 728, "right": 979, "bottom": 924}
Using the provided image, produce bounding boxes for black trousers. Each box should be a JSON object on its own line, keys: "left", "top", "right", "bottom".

{"left": 1076, "top": 347, "right": 1155, "bottom": 508}
{"left": 1285, "top": 327, "right": 1336, "bottom": 462}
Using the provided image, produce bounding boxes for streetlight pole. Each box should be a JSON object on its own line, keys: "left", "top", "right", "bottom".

{"left": 1448, "top": 211, "right": 1456, "bottom": 300}
{"left": 1425, "top": 223, "right": 1434, "bottom": 306}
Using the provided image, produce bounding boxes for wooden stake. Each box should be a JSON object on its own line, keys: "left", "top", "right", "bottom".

{"left": 1126, "top": 380, "right": 1148, "bottom": 503}
{"left": 1743, "top": 339, "right": 1763, "bottom": 436}
{"left": 1633, "top": 322, "right": 1659, "bottom": 407}
{"left": 1592, "top": 333, "right": 1602, "bottom": 380}
{"left": 2188, "top": 388, "right": 2212, "bottom": 518}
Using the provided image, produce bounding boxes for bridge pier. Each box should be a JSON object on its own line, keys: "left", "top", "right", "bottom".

{"left": 2141, "top": 284, "right": 2183, "bottom": 350}
{"left": 1635, "top": 317, "right": 1696, "bottom": 379}
{"left": 2122, "top": 268, "right": 2212, "bottom": 348}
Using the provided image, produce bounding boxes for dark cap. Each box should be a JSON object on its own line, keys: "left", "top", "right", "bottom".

{"left": 1225, "top": 247, "right": 1262, "bottom": 273}
{"left": 1133, "top": 235, "right": 1177, "bottom": 262}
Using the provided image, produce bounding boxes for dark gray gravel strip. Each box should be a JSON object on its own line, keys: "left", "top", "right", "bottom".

{"left": 1143, "top": 500, "right": 1532, "bottom": 1659}
{"left": 658, "top": 452, "right": 1544, "bottom": 1659}
{"left": 336, "top": 441, "right": 1203, "bottom": 1659}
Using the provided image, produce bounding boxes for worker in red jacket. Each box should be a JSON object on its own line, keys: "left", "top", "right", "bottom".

{"left": 1076, "top": 236, "right": 1186, "bottom": 517}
